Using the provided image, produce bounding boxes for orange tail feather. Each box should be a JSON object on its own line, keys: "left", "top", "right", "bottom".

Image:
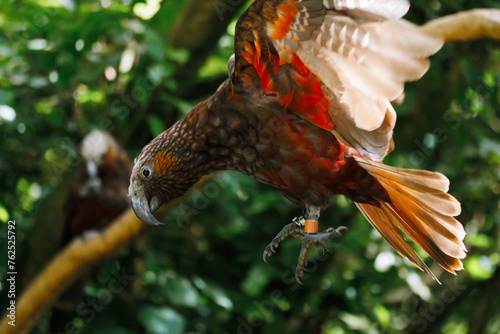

{"left": 354, "top": 156, "right": 466, "bottom": 282}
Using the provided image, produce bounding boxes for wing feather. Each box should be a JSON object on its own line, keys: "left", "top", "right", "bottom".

{"left": 234, "top": 0, "right": 443, "bottom": 161}
{"left": 325, "top": 0, "right": 410, "bottom": 20}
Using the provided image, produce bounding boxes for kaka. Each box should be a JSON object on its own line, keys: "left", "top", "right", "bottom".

{"left": 129, "top": 0, "right": 467, "bottom": 283}
{"left": 55, "top": 130, "right": 132, "bottom": 310}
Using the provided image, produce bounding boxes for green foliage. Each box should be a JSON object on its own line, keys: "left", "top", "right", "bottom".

{"left": 1, "top": 0, "right": 500, "bottom": 333}
{"left": 139, "top": 306, "right": 186, "bottom": 334}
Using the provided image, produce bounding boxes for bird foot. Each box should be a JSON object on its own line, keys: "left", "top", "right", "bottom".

{"left": 295, "top": 226, "right": 347, "bottom": 284}
{"left": 262, "top": 216, "right": 347, "bottom": 284}
{"left": 263, "top": 217, "right": 306, "bottom": 263}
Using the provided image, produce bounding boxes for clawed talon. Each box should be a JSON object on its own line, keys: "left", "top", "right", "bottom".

{"left": 315, "top": 241, "right": 328, "bottom": 255}
{"left": 263, "top": 216, "right": 347, "bottom": 284}
{"left": 263, "top": 220, "right": 304, "bottom": 263}
{"left": 295, "top": 226, "right": 348, "bottom": 284}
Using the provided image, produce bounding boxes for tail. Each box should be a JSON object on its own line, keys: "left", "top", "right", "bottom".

{"left": 353, "top": 156, "right": 466, "bottom": 282}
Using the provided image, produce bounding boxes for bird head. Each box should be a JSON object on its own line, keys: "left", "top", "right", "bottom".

{"left": 128, "top": 124, "right": 199, "bottom": 226}
{"left": 80, "top": 130, "right": 123, "bottom": 194}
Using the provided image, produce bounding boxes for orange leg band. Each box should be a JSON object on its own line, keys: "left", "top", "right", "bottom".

{"left": 304, "top": 220, "right": 318, "bottom": 234}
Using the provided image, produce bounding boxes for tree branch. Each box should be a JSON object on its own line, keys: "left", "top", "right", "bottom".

{"left": 421, "top": 9, "right": 500, "bottom": 42}
{"left": 0, "top": 177, "right": 212, "bottom": 334}
{"left": 167, "top": 0, "right": 247, "bottom": 90}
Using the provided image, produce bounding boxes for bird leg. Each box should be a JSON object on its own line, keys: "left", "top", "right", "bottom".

{"left": 295, "top": 226, "right": 347, "bottom": 283}
{"left": 262, "top": 208, "right": 347, "bottom": 283}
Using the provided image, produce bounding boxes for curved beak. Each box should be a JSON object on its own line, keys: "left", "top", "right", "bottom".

{"left": 131, "top": 195, "right": 164, "bottom": 226}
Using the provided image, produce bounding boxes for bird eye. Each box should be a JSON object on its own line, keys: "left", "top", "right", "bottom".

{"left": 141, "top": 166, "right": 152, "bottom": 179}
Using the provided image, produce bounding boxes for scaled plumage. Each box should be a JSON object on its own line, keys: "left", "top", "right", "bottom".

{"left": 130, "top": 0, "right": 467, "bottom": 282}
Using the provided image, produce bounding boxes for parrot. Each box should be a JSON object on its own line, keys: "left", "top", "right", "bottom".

{"left": 55, "top": 130, "right": 132, "bottom": 310}
{"left": 129, "top": 0, "right": 467, "bottom": 283}
{"left": 61, "top": 130, "right": 132, "bottom": 248}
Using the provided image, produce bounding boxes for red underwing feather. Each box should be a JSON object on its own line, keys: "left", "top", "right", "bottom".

{"left": 267, "top": 1, "right": 299, "bottom": 40}
{"left": 241, "top": 36, "right": 335, "bottom": 132}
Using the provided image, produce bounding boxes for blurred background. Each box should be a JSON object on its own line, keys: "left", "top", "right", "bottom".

{"left": 0, "top": 0, "right": 499, "bottom": 333}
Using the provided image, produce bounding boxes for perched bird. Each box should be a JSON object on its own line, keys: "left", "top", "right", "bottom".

{"left": 129, "top": 0, "right": 467, "bottom": 283}
{"left": 56, "top": 130, "right": 132, "bottom": 309}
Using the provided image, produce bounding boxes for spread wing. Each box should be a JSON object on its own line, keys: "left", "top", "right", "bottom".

{"left": 232, "top": 0, "right": 443, "bottom": 161}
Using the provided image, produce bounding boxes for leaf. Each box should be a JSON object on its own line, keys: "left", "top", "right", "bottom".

{"left": 145, "top": 30, "right": 165, "bottom": 61}
{"left": 193, "top": 276, "right": 233, "bottom": 310}
{"left": 146, "top": 114, "right": 165, "bottom": 137}
{"left": 339, "top": 312, "right": 372, "bottom": 331}
{"left": 147, "top": 63, "right": 173, "bottom": 85}
{"left": 374, "top": 304, "right": 391, "bottom": 329}
{"left": 198, "top": 56, "right": 229, "bottom": 79}
{"left": 465, "top": 254, "right": 496, "bottom": 280}
{"left": 162, "top": 94, "right": 194, "bottom": 115}
{"left": 162, "top": 276, "right": 200, "bottom": 307}
{"left": 241, "top": 263, "right": 271, "bottom": 297}
{"left": 165, "top": 48, "right": 189, "bottom": 64}
{"left": 208, "top": 285, "right": 233, "bottom": 310}
{"left": 139, "top": 306, "right": 186, "bottom": 334}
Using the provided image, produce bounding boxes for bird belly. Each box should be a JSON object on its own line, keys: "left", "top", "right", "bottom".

{"left": 246, "top": 110, "right": 388, "bottom": 208}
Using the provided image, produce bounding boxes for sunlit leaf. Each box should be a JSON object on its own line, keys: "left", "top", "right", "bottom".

{"left": 193, "top": 276, "right": 233, "bottom": 310}
{"left": 465, "top": 254, "right": 496, "bottom": 280}
{"left": 139, "top": 306, "right": 186, "bottom": 334}
{"left": 162, "top": 276, "right": 200, "bottom": 307}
